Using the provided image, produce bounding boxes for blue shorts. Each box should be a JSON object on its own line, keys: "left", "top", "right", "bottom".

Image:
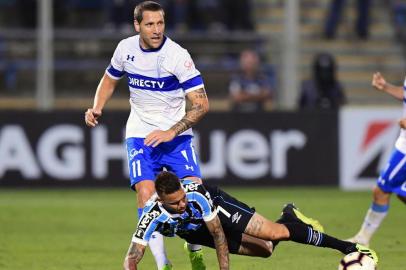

{"left": 377, "top": 148, "right": 406, "bottom": 197}
{"left": 126, "top": 135, "right": 201, "bottom": 189}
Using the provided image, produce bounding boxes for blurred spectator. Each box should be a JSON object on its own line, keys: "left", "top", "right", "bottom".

{"left": 324, "top": 0, "right": 372, "bottom": 39}
{"left": 298, "top": 52, "right": 346, "bottom": 110}
{"left": 229, "top": 49, "right": 274, "bottom": 112}
{"left": 391, "top": 0, "right": 406, "bottom": 40}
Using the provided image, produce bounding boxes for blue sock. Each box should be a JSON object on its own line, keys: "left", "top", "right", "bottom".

{"left": 371, "top": 202, "right": 389, "bottom": 213}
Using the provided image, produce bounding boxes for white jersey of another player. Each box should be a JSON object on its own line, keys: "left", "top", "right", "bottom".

{"left": 106, "top": 35, "right": 204, "bottom": 138}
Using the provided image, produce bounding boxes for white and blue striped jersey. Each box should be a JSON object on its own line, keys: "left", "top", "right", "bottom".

{"left": 395, "top": 78, "right": 406, "bottom": 152}
{"left": 106, "top": 35, "right": 205, "bottom": 138}
{"left": 132, "top": 180, "right": 217, "bottom": 246}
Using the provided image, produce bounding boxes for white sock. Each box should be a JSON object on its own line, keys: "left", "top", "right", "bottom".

{"left": 356, "top": 204, "right": 388, "bottom": 244}
{"left": 186, "top": 243, "right": 203, "bottom": 252}
{"left": 149, "top": 231, "right": 170, "bottom": 269}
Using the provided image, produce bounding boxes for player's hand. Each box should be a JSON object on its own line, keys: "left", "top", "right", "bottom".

{"left": 144, "top": 130, "right": 176, "bottom": 147}
{"left": 123, "top": 255, "right": 137, "bottom": 270}
{"left": 399, "top": 118, "right": 406, "bottom": 129}
{"left": 371, "top": 72, "right": 387, "bottom": 91}
{"left": 85, "top": 108, "right": 102, "bottom": 127}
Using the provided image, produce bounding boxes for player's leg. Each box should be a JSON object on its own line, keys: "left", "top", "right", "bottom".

{"left": 348, "top": 148, "right": 406, "bottom": 246}
{"left": 159, "top": 135, "right": 205, "bottom": 269}
{"left": 237, "top": 234, "right": 273, "bottom": 258}
{"left": 348, "top": 186, "right": 391, "bottom": 246}
{"left": 244, "top": 212, "right": 378, "bottom": 264}
{"left": 127, "top": 137, "right": 171, "bottom": 270}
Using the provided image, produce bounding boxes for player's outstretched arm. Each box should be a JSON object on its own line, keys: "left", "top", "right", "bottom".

{"left": 123, "top": 242, "right": 146, "bottom": 270}
{"left": 372, "top": 72, "right": 404, "bottom": 100}
{"left": 85, "top": 73, "right": 119, "bottom": 127}
{"left": 205, "top": 215, "right": 229, "bottom": 270}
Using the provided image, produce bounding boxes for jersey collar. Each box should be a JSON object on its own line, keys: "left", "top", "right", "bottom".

{"left": 139, "top": 36, "right": 167, "bottom": 52}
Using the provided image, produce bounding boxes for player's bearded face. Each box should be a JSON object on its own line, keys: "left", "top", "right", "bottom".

{"left": 136, "top": 10, "right": 165, "bottom": 49}
{"left": 161, "top": 189, "right": 188, "bottom": 214}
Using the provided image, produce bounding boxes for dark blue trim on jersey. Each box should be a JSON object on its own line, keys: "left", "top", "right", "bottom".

{"left": 181, "top": 75, "right": 204, "bottom": 91}
{"left": 215, "top": 195, "right": 253, "bottom": 215}
{"left": 107, "top": 64, "right": 125, "bottom": 78}
{"left": 127, "top": 73, "right": 180, "bottom": 91}
{"left": 139, "top": 36, "right": 167, "bottom": 52}
{"left": 403, "top": 97, "right": 406, "bottom": 104}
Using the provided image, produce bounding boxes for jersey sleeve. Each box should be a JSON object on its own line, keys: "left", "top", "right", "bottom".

{"left": 106, "top": 40, "right": 126, "bottom": 80}
{"left": 184, "top": 181, "right": 217, "bottom": 222}
{"left": 172, "top": 48, "right": 204, "bottom": 93}
{"left": 131, "top": 205, "right": 162, "bottom": 246}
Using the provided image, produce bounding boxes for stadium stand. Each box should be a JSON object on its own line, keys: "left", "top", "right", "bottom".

{"left": 0, "top": 0, "right": 405, "bottom": 108}
{"left": 254, "top": 0, "right": 406, "bottom": 105}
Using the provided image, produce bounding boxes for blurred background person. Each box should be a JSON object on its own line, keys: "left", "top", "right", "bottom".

{"left": 324, "top": 0, "right": 372, "bottom": 39}
{"left": 391, "top": 0, "right": 406, "bottom": 41}
{"left": 298, "top": 52, "right": 346, "bottom": 110}
{"left": 228, "top": 49, "right": 274, "bottom": 113}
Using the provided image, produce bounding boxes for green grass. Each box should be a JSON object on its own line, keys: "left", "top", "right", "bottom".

{"left": 0, "top": 187, "right": 404, "bottom": 269}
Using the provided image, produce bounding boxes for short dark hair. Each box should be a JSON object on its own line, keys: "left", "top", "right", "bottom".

{"left": 155, "top": 171, "right": 181, "bottom": 196}
{"left": 134, "top": 1, "right": 164, "bottom": 23}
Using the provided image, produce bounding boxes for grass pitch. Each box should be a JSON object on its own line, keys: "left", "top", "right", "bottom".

{"left": 0, "top": 187, "right": 404, "bottom": 270}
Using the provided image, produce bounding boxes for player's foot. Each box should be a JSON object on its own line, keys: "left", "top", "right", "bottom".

{"left": 355, "top": 244, "right": 378, "bottom": 265}
{"left": 281, "top": 203, "right": 325, "bottom": 232}
{"left": 184, "top": 242, "right": 206, "bottom": 270}
{"left": 161, "top": 263, "right": 173, "bottom": 270}
{"left": 346, "top": 235, "right": 370, "bottom": 247}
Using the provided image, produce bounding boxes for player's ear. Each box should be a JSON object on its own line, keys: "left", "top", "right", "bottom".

{"left": 134, "top": 20, "right": 140, "bottom": 32}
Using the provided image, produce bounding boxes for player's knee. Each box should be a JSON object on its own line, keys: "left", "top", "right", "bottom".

{"left": 372, "top": 186, "right": 390, "bottom": 204}
{"left": 260, "top": 241, "right": 273, "bottom": 258}
{"left": 267, "top": 224, "right": 289, "bottom": 241}
{"left": 136, "top": 184, "right": 156, "bottom": 204}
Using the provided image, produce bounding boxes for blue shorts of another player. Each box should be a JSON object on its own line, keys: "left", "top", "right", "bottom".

{"left": 126, "top": 135, "right": 202, "bottom": 189}
{"left": 377, "top": 148, "right": 406, "bottom": 196}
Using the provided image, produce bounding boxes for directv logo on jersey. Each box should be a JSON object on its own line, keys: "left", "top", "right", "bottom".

{"left": 128, "top": 77, "right": 164, "bottom": 89}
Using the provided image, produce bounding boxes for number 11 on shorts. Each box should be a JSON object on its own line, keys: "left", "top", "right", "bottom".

{"left": 132, "top": 160, "right": 142, "bottom": 177}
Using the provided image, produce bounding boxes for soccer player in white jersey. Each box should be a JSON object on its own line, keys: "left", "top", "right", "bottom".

{"left": 84, "top": 2, "right": 209, "bottom": 269}
{"left": 348, "top": 72, "right": 406, "bottom": 246}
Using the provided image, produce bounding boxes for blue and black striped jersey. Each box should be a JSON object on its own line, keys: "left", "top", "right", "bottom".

{"left": 132, "top": 180, "right": 216, "bottom": 246}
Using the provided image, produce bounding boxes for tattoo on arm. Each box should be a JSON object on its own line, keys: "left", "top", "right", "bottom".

{"left": 206, "top": 216, "right": 229, "bottom": 270}
{"left": 127, "top": 242, "right": 146, "bottom": 265}
{"left": 170, "top": 88, "right": 208, "bottom": 136}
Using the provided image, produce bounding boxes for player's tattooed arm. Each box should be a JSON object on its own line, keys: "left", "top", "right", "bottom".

{"left": 170, "top": 88, "right": 209, "bottom": 136}
{"left": 123, "top": 242, "right": 146, "bottom": 270}
{"left": 206, "top": 215, "right": 229, "bottom": 270}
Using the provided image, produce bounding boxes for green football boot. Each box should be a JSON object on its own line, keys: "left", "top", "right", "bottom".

{"left": 184, "top": 242, "right": 206, "bottom": 270}
{"left": 281, "top": 203, "right": 325, "bottom": 233}
{"left": 355, "top": 243, "right": 379, "bottom": 265}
